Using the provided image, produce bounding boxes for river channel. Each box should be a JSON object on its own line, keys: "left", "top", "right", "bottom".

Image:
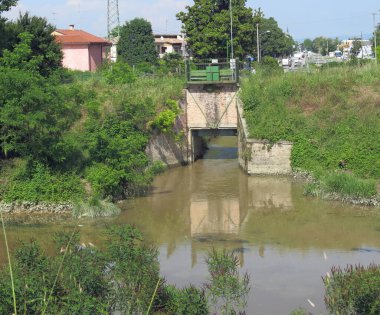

{"left": 1, "top": 137, "right": 380, "bottom": 314}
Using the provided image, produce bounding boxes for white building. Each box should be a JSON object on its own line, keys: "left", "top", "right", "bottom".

{"left": 154, "top": 34, "right": 186, "bottom": 58}
{"left": 339, "top": 39, "right": 373, "bottom": 58}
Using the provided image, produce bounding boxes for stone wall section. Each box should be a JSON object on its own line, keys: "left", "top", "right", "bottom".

{"left": 237, "top": 99, "right": 293, "bottom": 175}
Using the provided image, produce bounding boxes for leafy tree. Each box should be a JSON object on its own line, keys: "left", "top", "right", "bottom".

{"left": 177, "top": 0, "right": 254, "bottom": 59}
{"left": 310, "top": 36, "right": 339, "bottom": 55}
{"left": 0, "top": 18, "right": 12, "bottom": 55}
{"left": 251, "top": 8, "right": 294, "bottom": 59}
{"left": 84, "top": 97, "right": 155, "bottom": 199}
{"left": 3, "top": 12, "right": 62, "bottom": 76}
{"left": 0, "top": 0, "right": 17, "bottom": 13}
{"left": 1, "top": 32, "right": 43, "bottom": 72}
{"left": 0, "top": 0, "right": 17, "bottom": 54}
{"left": 302, "top": 38, "right": 313, "bottom": 51}
{"left": 102, "top": 61, "right": 137, "bottom": 84}
{"left": 351, "top": 39, "right": 362, "bottom": 56}
{"left": 117, "top": 18, "right": 157, "bottom": 65}
{"left": 0, "top": 67, "right": 80, "bottom": 161}
{"left": 375, "top": 25, "right": 380, "bottom": 52}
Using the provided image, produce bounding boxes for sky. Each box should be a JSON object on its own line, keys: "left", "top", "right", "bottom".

{"left": 3, "top": 0, "right": 380, "bottom": 41}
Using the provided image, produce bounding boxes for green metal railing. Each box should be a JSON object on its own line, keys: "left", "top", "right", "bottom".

{"left": 186, "top": 58, "right": 239, "bottom": 84}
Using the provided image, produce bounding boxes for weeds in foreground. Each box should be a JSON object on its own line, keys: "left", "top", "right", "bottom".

{"left": 0, "top": 225, "right": 252, "bottom": 314}
{"left": 205, "top": 248, "right": 251, "bottom": 315}
{"left": 0, "top": 209, "right": 17, "bottom": 315}
{"left": 42, "top": 229, "right": 77, "bottom": 315}
{"left": 323, "top": 264, "right": 380, "bottom": 315}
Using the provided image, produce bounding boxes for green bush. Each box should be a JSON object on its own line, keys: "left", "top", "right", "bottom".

{"left": 149, "top": 99, "right": 182, "bottom": 133}
{"left": 85, "top": 163, "right": 123, "bottom": 199}
{"left": 103, "top": 61, "right": 137, "bottom": 84}
{"left": 323, "top": 264, "right": 380, "bottom": 315}
{"left": 1, "top": 162, "right": 84, "bottom": 202}
{"left": 0, "top": 66, "right": 185, "bottom": 203}
{"left": 151, "top": 109, "right": 177, "bottom": 133}
{"left": 162, "top": 285, "right": 208, "bottom": 315}
{"left": 0, "top": 67, "right": 81, "bottom": 162}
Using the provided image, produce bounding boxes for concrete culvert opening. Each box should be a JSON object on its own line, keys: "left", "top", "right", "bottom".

{"left": 191, "top": 129, "right": 238, "bottom": 161}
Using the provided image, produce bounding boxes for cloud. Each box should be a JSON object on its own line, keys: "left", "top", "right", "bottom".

{"left": 67, "top": 0, "right": 80, "bottom": 6}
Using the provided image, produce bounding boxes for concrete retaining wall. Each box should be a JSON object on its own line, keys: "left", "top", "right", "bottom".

{"left": 146, "top": 132, "right": 188, "bottom": 167}
{"left": 146, "top": 99, "right": 189, "bottom": 167}
{"left": 237, "top": 99, "right": 293, "bottom": 175}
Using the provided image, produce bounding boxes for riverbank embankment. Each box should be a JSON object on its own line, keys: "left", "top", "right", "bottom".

{"left": 240, "top": 64, "right": 380, "bottom": 204}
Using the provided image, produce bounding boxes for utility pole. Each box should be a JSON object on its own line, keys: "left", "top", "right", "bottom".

{"left": 229, "top": 0, "right": 234, "bottom": 59}
{"left": 361, "top": 32, "right": 363, "bottom": 59}
{"left": 107, "top": 0, "right": 120, "bottom": 39}
{"left": 373, "top": 12, "right": 380, "bottom": 65}
{"left": 256, "top": 23, "right": 260, "bottom": 63}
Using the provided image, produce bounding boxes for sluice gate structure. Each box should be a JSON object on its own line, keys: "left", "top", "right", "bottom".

{"left": 146, "top": 58, "right": 292, "bottom": 175}
{"left": 185, "top": 58, "right": 239, "bottom": 162}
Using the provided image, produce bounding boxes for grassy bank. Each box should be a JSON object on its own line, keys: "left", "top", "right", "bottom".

{"left": 0, "top": 66, "right": 185, "bottom": 207}
{"left": 241, "top": 64, "right": 380, "bottom": 201}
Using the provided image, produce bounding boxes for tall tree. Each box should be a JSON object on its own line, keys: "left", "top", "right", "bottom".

{"left": 0, "top": 68, "right": 80, "bottom": 161}
{"left": 177, "top": 0, "right": 254, "bottom": 59}
{"left": 3, "top": 12, "right": 62, "bottom": 76}
{"left": 0, "top": 0, "right": 17, "bottom": 54}
{"left": 117, "top": 18, "right": 157, "bottom": 65}
{"left": 302, "top": 38, "right": 313, "bottom": 51}
{"left": 0, "top": 0, "right": 17, "bottom": 13}
{"left": 0, "top": 32, "right": 43, "bottom": 73}
{"left": 350, "top": 39, "right": 362, "bottom": 56}
{"left": 252, "top": 9, "right": 295, "bottom": 58}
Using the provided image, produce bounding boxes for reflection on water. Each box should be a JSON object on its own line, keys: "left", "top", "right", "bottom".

{"left": 1, "top": 137, "right": 380, "bottom": 315}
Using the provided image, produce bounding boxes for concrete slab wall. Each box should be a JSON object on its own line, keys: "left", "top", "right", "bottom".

{"left": 237, "top": 99, "right": 293, "bottom": 175}
{"left": 186, "top": 84, "right": 238, "bottom": 129}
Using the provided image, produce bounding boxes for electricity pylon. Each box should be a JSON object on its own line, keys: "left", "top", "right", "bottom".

{"left": 107, "top": 0, "right": 120, "bottom": 38}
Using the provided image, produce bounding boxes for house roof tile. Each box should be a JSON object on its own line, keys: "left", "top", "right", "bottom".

{"left": 54, "top": 29, "right": 111, "bottom": 45}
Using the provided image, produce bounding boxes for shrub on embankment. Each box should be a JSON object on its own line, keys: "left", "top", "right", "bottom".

{"left": 0, "top": 65, "right": 185, "bottom": 206}
{"left": 241, "top": 64, "right": 380, "bottom": 199}
{"left": 323, "top": 264, "right": 380, "bottom": 315}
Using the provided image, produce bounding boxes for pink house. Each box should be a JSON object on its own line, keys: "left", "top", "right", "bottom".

{"left": 53, "top": 27, "right": 111, "bottom": 72}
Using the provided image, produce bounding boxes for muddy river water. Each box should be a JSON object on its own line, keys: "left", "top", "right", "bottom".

{"left": 1, "top": 137, "right": 380, "bottom": 314}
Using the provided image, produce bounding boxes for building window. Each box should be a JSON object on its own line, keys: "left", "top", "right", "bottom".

{"left": 173, "top": 44, "right": 182, "bottom": 54}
